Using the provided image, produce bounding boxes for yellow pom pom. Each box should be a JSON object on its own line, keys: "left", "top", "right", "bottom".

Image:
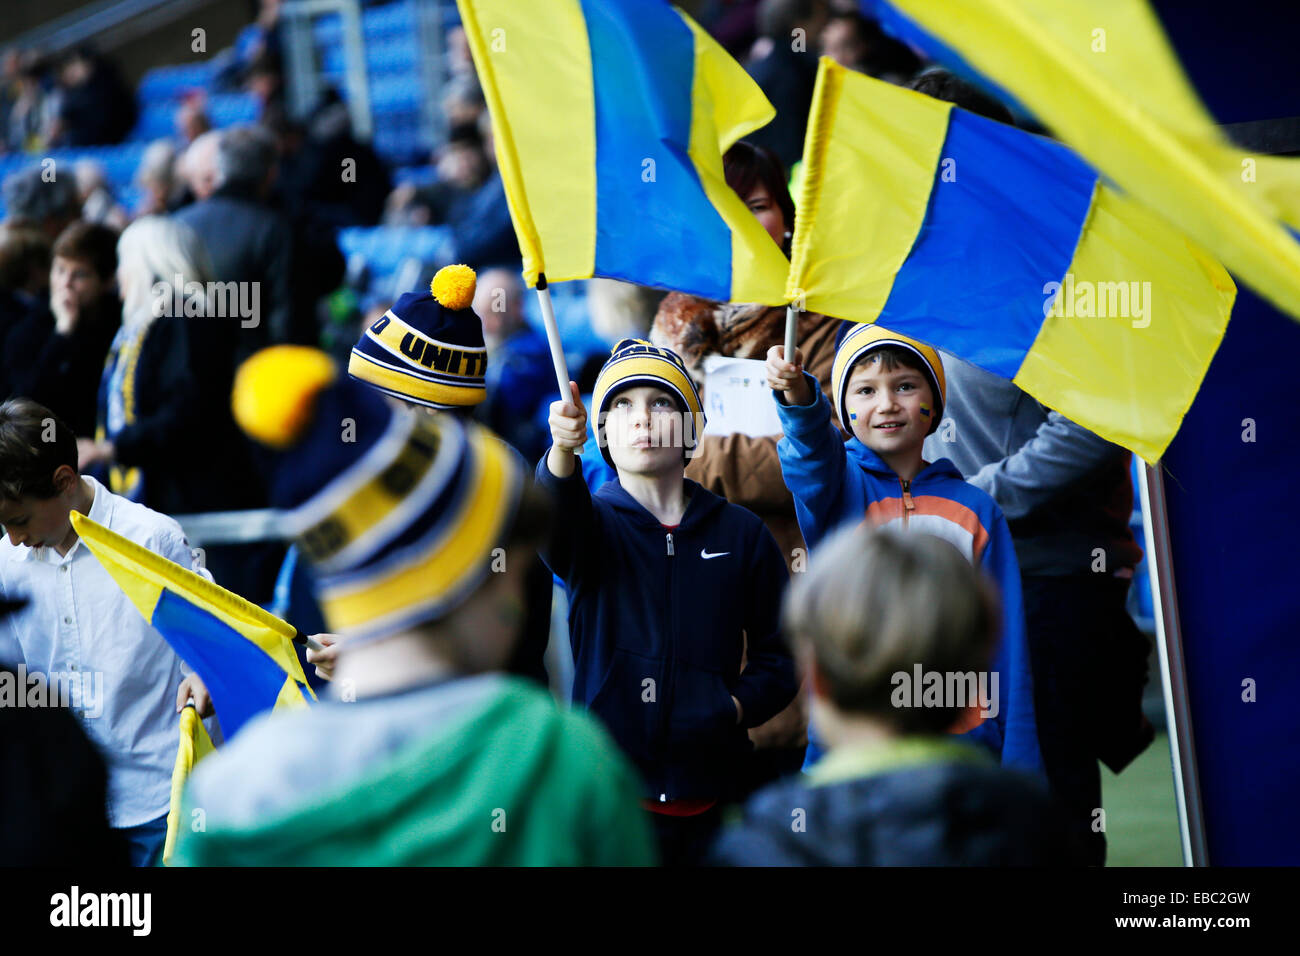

{"left": 232, "top": 346, "right": 338, "bottom": 449}
{"left": 431, "top": 264, "right": 477, "bottom": 310}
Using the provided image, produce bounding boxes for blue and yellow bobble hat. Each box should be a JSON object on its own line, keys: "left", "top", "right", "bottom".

{"left": 591, "top": 338, "right": 705, "bottom": 467}
{"left": 232, "top": 345, "right": 524, "bottom": 644}
{"left": 832, "top": 323, "right": 947, "bottom": 436}
{"left": 348, "top": 264, "right": 488, "bottom": 409}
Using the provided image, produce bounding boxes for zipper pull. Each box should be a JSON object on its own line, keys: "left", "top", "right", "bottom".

{"left": 900, "top": 479, "right": 915, "bottom": 512}
{"left": 666, "top": 532, "right": 675, "bottom": 556}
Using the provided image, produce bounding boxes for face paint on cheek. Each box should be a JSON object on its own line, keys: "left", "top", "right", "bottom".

{"left": 849, "top": 412, "right": 857, "bottom": 421}
{"left": 919, "top": 403, "right": 932, "bottom": 419}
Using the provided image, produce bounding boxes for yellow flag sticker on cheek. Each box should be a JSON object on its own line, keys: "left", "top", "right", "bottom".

{"left": 919, "top": 403, "right": 932, "bottom": 419}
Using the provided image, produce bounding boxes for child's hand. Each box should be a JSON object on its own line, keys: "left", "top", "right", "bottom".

{"left": 305, "top": 633, "right": 341, "bottom": 681}
{"left": 766, "top": 345, "right": 812, "bottom": 406}
{"left": 176, "top": 673, "right": 213, "bottom": 718}
{"left": 546, "top": 381, "right": 587, "bottom": 478}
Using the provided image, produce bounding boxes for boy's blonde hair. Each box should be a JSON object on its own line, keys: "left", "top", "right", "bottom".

{"left": 783, "top": 525, "right": 998, "bottom": 733}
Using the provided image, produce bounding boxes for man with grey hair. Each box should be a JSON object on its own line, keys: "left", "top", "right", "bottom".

{"left": 174, "top": 123, "right": 291, "bottom": 350}
{"left": 2, "top": 166, "right": 80, "bottom": 240}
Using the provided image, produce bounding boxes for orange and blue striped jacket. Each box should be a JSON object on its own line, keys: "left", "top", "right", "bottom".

{"left": 776, "top": 376, "right": 1041, "bottom": 774}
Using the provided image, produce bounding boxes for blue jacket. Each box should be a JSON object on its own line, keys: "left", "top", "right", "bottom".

{"left": 536, "top": 459, "right": 798, "bottom": 801}
{"left": 775, "top": 376, "right": 1042, "bottom": 774}
{"left": 709, "top": 738, "right": 1076, "bottom": 866}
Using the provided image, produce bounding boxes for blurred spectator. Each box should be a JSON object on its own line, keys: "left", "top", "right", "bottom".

{"left": 587, "top": 278, "right": 663, "bottom": 342}
{"left": 278, "top": 94, "right": 390, "bottom": 228}
{"left": 134, "top": 139, "right": 183, "bottom": 216}
{"left": 46, "top": 47, "right": 137, "bottom": 148}
{"left": 0, "top": 225, "right": 52, "bottom": 395}
{"left": 442, "top": 74, "right": 486, "bottom": 129}
{"left": 819, "top": 11, "right": 922, "bottom": 82}
{"left": 174, "top": 124, "right": 291, "bottom": 349}
{"left": 699, "top": 0, "right": 762, "bottom": 58}
{"left": 745, "top": 0, "right": 829, "bottom": 168}
{"left": 444, "top": 25, "right": 475, "bottom": 79}
{"left": 84, "top": 216, "right": 278, "bottom": 601}
{"left": 2, "top": 165, "right": 80, "bottom": 240}
{"left": 73, "top": 161, "right": 128, "bottom": 230}
{"left": 3, "top": 221, "right": 120, "bottom": 436}
{"left": 3, "top": 55, "right": 48, "bottom": 153}
{"left": 383, "top": 122, "right": 489, "bottom": 227}
{"left": 474, "top": 267, "right": 554, "bottom": 464}
{"left": 243, "top": 53, "right": 283, "bottom": 112}
{"left": 176, "top": 129, "right": 221, "bottom": 206}
{"left": 174, "top": 94, "right": 213, "bottom": 147}
{"left": 445, "top": 112, "right": 519, "bottom": 271}
{"left": 215, "top": 0, "right": 284, "bottom": 92}
{"left": 909, "top": 66, "right": 1014, "bottom": 124}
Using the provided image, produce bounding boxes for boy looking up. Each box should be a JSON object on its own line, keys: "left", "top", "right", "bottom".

{"left": 766, "top": 325, "right": 1040, "bottom": 772}
{"left": 540, "top": 338, "right": 798, "bottom": 866}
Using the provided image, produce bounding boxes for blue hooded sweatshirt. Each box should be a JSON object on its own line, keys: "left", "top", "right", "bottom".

{"left": 775, "top": 374, "right": 1042, "bottom": 774}
{"left": 536, "top": 458, "right": 798, "bottom": 802}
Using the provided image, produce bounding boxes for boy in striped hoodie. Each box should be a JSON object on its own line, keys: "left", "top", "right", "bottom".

{"left": 766, "top": 323, "right": 1040, "bottom": 772}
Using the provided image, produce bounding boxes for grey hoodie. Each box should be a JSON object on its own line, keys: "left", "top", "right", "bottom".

{"left": 923, "top": 351, "right": 1142, "bottom": 575}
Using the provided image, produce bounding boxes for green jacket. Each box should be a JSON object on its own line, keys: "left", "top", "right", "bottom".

{"left": 172, "top": 676, "right": 655, "bottom": 866}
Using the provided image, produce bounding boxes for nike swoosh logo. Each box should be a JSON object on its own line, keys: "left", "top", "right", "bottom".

{"left": 700, "top": 549, "right": 730, "bottom": 560}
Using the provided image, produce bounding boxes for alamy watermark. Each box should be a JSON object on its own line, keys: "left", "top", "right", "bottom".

{"left": 1044, "top": 272, "right": 1151, "bottom": 328}
{"left": 890, "top": 664, "right": 999, "bottom": 719}
{"left": 151, "top": 274, "right": 260, "bottom": 328}
{"left": 0, "top": 664, "right": 103, "bottom": 717}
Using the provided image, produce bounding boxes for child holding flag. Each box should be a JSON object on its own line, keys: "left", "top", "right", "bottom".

{"left": 765, "top": 325, "right": 1041, "bottom": 772}
{"left": 539, "top": 338, "right": 798, "bottom": 865}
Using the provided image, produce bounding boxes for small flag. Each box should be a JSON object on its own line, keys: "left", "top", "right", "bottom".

{"left": 70, "top": 512, "right": 314, "bottom": 740}
{"left": 162, "top": 705, "right": 215, "bottom": 866}
{"left": 860, "top": 0, "right": 1300, "bottom": 323}
{"left": 788, "top": 59, "right": 1235, "bottom": 461}
{"left": 457, "top": 0, "right": 790, "bottom": 303}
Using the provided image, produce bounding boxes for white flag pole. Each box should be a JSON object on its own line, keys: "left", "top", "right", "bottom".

{"left": 783, "top": 304, "right": 799, "bottom": 364}
{"left": 535, "top": 272, "right": 572, "bottom": 402}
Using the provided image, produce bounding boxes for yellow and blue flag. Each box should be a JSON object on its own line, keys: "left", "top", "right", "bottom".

{"left": 859, "top": 0, "right": 1300, "bottom": 324}
{"left": 69, "top": 511, "right": 314, "bottom": 739}
{"left": 162, "top": 704, "right": 215, "bottom": 866}
{"left": 456, "top": 0, "right": 790, "bottom": 304}
{"left": 789, "top": 59, "right": 1236, "bottom": 462}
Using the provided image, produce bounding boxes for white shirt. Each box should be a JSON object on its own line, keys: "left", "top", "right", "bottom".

{"left": 0, "top": 476, "right": 196, "bottom": 827}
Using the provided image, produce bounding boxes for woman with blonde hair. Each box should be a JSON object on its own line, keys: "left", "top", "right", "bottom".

{"left": 80, "top": 216, "right": 278, "bottom": 599}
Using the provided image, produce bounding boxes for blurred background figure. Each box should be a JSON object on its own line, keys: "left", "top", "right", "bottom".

{"left": 73, "top": 160, "right": 128, "bottom": 229}
{"left": 744, "top": 0, "right": 829, "bottom": 168}
{"left": 383, "top": 121, "right": 489, "bottom": 227}
{"left": 174, "top": 124, "right": 291, "bottom": 349}
{"left": 2, "top": 165, "right": 80, "bottom": 240}
{"left": 3, "top": 220, "right": 120, "bottom": 437}
{"left": 474, "top": 266, "right": 553, "bottom": 465}
{"left": 819, "top": 9, "right": 921, "bottom": 82}
{"left": 0, "top": 224, "right": 52, "bottom": 396}
{"left": 45, "top": 47, "right": 137, "bottom": 148}
{"left": 134, "top": 139, "right": 181, "bottom": 216}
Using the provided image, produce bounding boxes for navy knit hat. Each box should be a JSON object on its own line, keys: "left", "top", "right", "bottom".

{"left": 349, "top": 264, "right": 488, "bottom": 409}
{"left": 232, "top": 345, "right": 524, "bottom": 645}
{"left": 591, "top": 338, "right": 705, "bottom": 467}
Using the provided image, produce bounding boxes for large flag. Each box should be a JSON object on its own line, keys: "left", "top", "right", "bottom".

{"left": 788, "top": 59, "right": 1236, "bottom": 462}
{"left": 162, "top": 705, "right": 215, "bottom": 866}
{"left": 456, "top": 0, "right": 790, "bottom": 304}
{"left": 860, "top": 0, "right": 1300, "bottom": 323}
{"left": 70, "top": 512, "right": 314, "bottom": 739}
